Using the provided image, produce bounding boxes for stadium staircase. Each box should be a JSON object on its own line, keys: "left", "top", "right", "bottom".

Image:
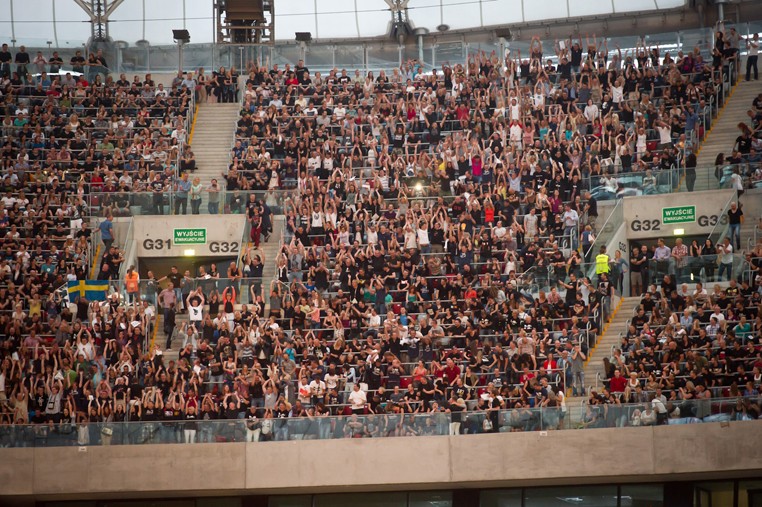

{"left": 188, "top": 102, "right": 240, "bottom": 205}
{"left": 578, "top": 296, "right": 641, "bottom": 398}
{"left": 693, "top": 80, "right": 759, "bottom": 191}
{"left": 258, "top": 215, "right": 284, "bottom": 304}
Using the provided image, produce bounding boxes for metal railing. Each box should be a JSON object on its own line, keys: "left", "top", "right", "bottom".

{"left": 0, "top": 397, "right": 756, "bottom": 447}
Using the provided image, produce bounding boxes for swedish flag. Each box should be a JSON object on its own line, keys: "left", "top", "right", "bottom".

{"left": 67, "top": 280, "right": 109, "bottom": 301}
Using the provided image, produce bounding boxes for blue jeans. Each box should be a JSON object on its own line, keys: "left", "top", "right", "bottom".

{"left": 573, "top": 371, "right": 585, "bottom": 396}
{"left": 728, "top": 223, "right": 741, "bottom": 250}
{"left": 718, "top": 261, "right": 733, "bottom": 281}
{"left": 564, "top": 226, "right": 577, "bottom": 250}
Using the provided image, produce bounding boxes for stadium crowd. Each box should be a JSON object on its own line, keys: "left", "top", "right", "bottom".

{"left": 0, "top": 28, "right": 761, "bottom": 446}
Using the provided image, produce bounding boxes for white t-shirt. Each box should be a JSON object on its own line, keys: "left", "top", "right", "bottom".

{"left": 417, "top": 227, "right": 430, "bottom": 246}
{"left": 611, "top": 85, "right": 623, "bottom": 103}
{"left": 657, "top": 125, "right": 672, "bottom": 145}
{"left": 189, "top": 305, "right": 203, "bottom": 322}
{"left": 719, "top": 242, "right": 733, "bottom": 264}
{"left": 349, "top": 389, "right": 367, "bottom": 408}
{"left": 749, "top": 40, "right": 759, "bottom": 56}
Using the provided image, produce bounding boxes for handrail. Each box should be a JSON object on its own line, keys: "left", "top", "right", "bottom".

{"left": 704, "top": 191, "right": 736, "bottom": 247}
{"left": 582, "top": 199, "right": 623, "bottom": 277}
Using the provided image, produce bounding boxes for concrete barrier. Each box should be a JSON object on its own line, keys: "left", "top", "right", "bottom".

{"left": 1, "top": 421, "right": 761, "bottom": 503}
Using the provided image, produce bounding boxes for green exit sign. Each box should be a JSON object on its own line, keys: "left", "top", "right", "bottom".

{"left": 173, "top": 228, "right": 207, "bottom": 245}
{"left": 662, "top": 206, "right": 696, "bottom": 224}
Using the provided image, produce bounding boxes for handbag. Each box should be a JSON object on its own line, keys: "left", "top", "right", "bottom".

{"left": 101, "top": 427, "right": 113, "bottom": 436}
{"left": 482, "top": 417, "right": 493, "bottom": 431}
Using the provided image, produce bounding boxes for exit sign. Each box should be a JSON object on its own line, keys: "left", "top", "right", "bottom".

{"left": 173, "top": 228, "right": 207, "bottom": 245}
{"left": 662, "top": 206, "right": 696, "bottom": 224}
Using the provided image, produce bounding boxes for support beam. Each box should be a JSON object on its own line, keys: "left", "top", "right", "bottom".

{"left": 105, "top": 0, "right": 125, "bottom": 19}
{"left": 72, "top": 0, "right": 95, "bottom": 21}
{"left": 72, "top": 0, "right": 124, "bottom": 41}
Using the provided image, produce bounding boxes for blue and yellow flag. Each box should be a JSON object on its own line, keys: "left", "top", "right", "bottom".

{"left": 67, "top": 280, "right": 109, "bottom": 301}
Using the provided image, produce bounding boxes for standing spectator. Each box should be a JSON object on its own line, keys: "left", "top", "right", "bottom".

{"left": 630, "top": 246, "right": 647, "bottom": 296}
{"left": 14, "top": 45, "right": 30, "bottom": 76}
{"left": 684, "top": 153, "right": 697, "bottom": 192}
{"left": 125, "top": 266, "right": 140, "bottom": 304}
{"left": 583, "top": 191, "right": 598, "bottom": 231}
{"left": 726, "top": 27, "right": 741, "bottom": 61}
{"left": 653, "top": 239, "right": 672, "bottom": 279}
{"left": 746, "top": 33, "right": 759, "bottom": 82}
{"left": 717, "top": 237, "right": 734, "bottom": 281}
{"left": 595, "top": 246, "right": 610, "bottom": 283}
{"left": 159, "top": 267, "right": 184, "bottom": 307}
{"left": 581, "top": 225, "right": 596, "bottom": 264}
{"left": 48, "top": 51, "right": 63, "bottom": 73}
{"left": 174, "top": 172, "right": 191, "bottom": 215}
{"left": 0, "top": 43, "right": 11, "bottom": 78}
{"left": 671, "top": 238, "right": 688, "bottom": 283}
{"left": 70, "top": 50, "right": 85, "bottom": 73}
{"left": 570, "top": 343, "right": 586, "bottom": 396}
{"left": 158, "top": 283, "right": 178, "bottom": 349}
{"left": 32, "top": 51, "right": 47, "bottom": 74}
{"left": 611, "top": 250, "right": 628, "bottom": 294}
{"left": 207, "top": 179, "right": 221, "bottom": 214}
{"left": 190, "top": 177, "right": 203, "bottom": 215}
{"left": 562, "top": 203, "right": 580, "bottom": 249}
{"left": 150, "top": 173, "right": 167, "bottom": 215}
{"left": 727, "top": 201, "right": 743, "bottom": 250}
{"left": 348, "top": 384, "right": 367, "bottom": 414}
{"left": 99, "top": 214, "right": 114, "bottom": 251}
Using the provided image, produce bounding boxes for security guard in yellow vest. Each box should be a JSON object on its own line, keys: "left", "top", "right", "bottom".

{"left": 595, "top": 246, "right": 610, "bottom": 282}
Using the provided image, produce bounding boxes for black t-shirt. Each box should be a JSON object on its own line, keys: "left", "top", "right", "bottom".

{"left": 586, "top": 196, "right": 598, "bottom": 217}
{"left": 0, "top": 50, "right": 11, "bottom": 64}
{"left": 735, "top": 136, "right": 751, "bottom": 154}
{"left": 630, "top": 252, "right": 646, "bottom": 273}
{"left": 728, "top": 208, "right": 743, "bottom": 225}
{"left": 570, "top": 47, "right": 583, "bottom": 66}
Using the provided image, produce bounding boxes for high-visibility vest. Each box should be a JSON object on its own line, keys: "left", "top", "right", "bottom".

{"left": 595, "top": 254, "right": 610, "bottom": 274}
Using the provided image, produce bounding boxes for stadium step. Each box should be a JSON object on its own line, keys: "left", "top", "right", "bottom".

{"left": 580, "top": 296, "right": 642, "bottom": 395}
{"left": 187, "top": 101, "right": 241, "bottom": 209}
{"left": 693, "top": 80, "right": 760, "bottom": 191}
{"left": 261, "top": 215, "right": 284, "bottom": 301}
{"left": 240, "top": 215, "right": 284, "bottom": 308}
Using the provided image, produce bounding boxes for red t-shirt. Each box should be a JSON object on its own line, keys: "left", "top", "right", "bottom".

{"left": 610, "top": 376, "right": 627, "bottom": 392}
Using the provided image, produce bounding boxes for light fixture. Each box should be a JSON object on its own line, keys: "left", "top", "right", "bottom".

{"left": 172, "top": 29, "right": 191, "bottom": 43}
{"left": 183, "top": 249, "right": 195, "bottom": 256}
{"left": 673, "top": 228, "right": 684, "bottom": 236}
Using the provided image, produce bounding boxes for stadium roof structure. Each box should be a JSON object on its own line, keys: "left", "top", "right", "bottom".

{"left": 0, "top": 0, "right": 690, "bottom": 47}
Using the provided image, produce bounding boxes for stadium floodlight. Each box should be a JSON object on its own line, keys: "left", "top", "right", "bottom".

{"left": 172, "top": 29, "right": 191, "bottom": 44}
{"left": 172, "top": 30, "right": 191, "bottom": 74}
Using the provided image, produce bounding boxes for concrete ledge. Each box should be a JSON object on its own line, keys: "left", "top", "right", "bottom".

{"left": 1, "top": 422, "right": 761, "bottom": 502}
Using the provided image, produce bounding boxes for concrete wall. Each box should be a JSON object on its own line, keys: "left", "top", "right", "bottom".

{"left": 2, "top": 422, "right": 761, "bottom": 503}
{"left": 623, "top": 189, "right": 735, "bottom": 240}
{"left": 133, "top": 215, "right": 247, "bottom": 258}
{"left": 743, "top": 188, "right": 762, "bottom": 224}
